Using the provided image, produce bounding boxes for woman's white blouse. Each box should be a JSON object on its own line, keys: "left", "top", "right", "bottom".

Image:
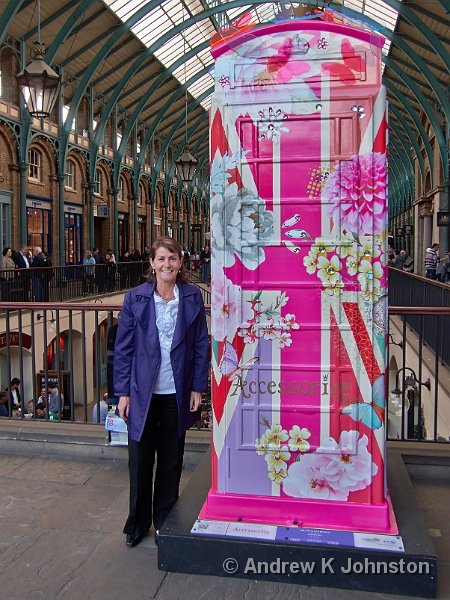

{"left": 153, "top": 284, "right": 179, "bottom": 394}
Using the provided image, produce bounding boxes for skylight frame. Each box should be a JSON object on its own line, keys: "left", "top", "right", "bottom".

{"left": 104, "top": 0, "right": 400, "bottom": 109}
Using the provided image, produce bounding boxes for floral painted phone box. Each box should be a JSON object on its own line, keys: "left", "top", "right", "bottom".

{"left": 203, "top": 15, "right": 393, "bottom": 533}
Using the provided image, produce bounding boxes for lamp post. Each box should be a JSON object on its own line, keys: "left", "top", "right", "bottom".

{"left": 388, "top": 333, "right": 403, "bottom": 348}
{"left": 389, "top": 367, "right": 431, "bottom": 439}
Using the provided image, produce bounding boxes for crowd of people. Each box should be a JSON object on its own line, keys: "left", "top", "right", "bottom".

{"left": 0, "top": 377, "right": 63, "bottom": 420}
{"left": 388, "top": 243, "right": 450, "bottom": 283}
{"left": 388, "top": 248, "right": 413, "bottom": 272}
{"left": 0, "top": 245, "right": 53, "bottom": 301}
{"left": 181, "top": 245, "right": 211, "bottom": 282}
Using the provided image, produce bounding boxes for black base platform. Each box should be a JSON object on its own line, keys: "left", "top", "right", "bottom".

{"left": 158, "top": 449, "right": 437, "bottom": 598}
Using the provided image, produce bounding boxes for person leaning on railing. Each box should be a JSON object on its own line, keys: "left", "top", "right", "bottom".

{"left": 1, "top": 247, "right": 16, "bottom": 301}
{"left": 2, "top": 247, "right": 16, "bottom": 270}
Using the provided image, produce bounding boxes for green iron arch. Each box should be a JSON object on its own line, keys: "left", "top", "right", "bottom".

{"left": 388, "top": 108, "right": 425, "bottom": 186}
{"left": 388, "top": 125, "right": 415, "bottom": 182}
{"left": 384, "top": 79, "right": 434, "bottom": 186}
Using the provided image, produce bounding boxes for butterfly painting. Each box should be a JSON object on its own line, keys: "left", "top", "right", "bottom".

{"left": 322, "top": 39, "right": 365, "bottom": 84}
{"left": 219, "top": 341, "right": 259, "bottom": 382}
{"left": 341, "top": 374, "right": 385, "bottom": 429}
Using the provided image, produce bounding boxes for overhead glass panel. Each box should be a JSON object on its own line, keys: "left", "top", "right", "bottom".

{"left": 104, "top": 0, "right": 400, "bottom": 110}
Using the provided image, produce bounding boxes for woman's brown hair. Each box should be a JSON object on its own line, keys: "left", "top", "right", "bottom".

{"left": 145, "top": 236, "right": 188, "bottom": 283}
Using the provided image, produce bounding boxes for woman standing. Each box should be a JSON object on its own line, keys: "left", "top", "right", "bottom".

{"left": 114, "top": 237, "right": 209, "bottom": 547}
{"left": 1, "top": 247, "right": 16, "bottom": 270}
{"left": 1, "top": 248, "right": 16, "bottom": 301}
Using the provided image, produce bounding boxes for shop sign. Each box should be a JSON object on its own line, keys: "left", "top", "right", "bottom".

{"left": 64, "top": 204, "right": 83, "bottom": 215}
{"left": 405, "top": 225, "right": 414, "bottom": 235}
{"left": 0, "top": 331, "right": 32, "bottom": 350}
{"left": 396, "top": 227, "right": 404, "bottom": 237}
{"left": 94, "top": 205, "right": 109, "bottom": 218}
{"left": 437, "top": 212, "right": 450, "bottom": 227}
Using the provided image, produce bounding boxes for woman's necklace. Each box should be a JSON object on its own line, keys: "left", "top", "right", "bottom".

{"left": 156, "top": 288, "right": 175, "bottom": 302}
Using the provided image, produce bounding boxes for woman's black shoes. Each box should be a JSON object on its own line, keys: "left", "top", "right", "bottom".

{"left": 126, "top": 532, "right": 145, "bottom": 547}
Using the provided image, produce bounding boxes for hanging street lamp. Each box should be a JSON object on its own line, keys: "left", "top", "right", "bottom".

{"left": 16, "top": 41, "right": 61, "bottom": 119}
{"left": 175, "top": 8, "right": 197, "bottom": 184}
{"left": 175, "top": 144, "right": 198, "bottom": 183}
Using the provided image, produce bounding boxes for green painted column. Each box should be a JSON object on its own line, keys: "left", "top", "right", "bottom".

{"left": 89, "top": 181, "right": 95, "bottom": 249}
{"left": 19, "top": 162, "right": 28, "bottom": 246}
{"left": 150, "top": 196, "right": 155, "bottom": 245}
{"left": 133, "top": 194, "right": 138, "bottom": 252}
{"left": 58, "top": 173, "right": 65, "bottom": 265}
{"left": 113, "top": 186, "right": 119, "bottom": 260}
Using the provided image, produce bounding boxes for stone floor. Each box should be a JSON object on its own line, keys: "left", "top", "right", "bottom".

{"left": 0, "top": 443, "right": 449, "bottom": 600}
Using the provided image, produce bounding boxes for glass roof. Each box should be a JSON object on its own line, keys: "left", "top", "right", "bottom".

{"left": 104, "top": 0, "right": 400, "bottom": 111}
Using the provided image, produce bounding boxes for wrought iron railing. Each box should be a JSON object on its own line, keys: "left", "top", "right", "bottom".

{"left": 0, "top": 262, "right": 147, "bottom": 302}
{"left": 388, "top": 306, "right": 450, "bottom": 444}
{"left": 0, "top": 302, "right": 211, "bottom": 428}
{"left": 388, "top": 268, "right": 450, "bottom": 366}
{"left": 0, "top": 259, "right": 211, "bottom": 305}
{"left": 0, "top": 300, "right": 445, "bottom": 445}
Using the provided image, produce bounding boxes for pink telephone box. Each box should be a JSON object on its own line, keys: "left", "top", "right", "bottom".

{"left": 203, "top": 15, "right": 393, "bottom": 533}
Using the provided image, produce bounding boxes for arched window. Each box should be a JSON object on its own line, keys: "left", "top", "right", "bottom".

{"left": 28, "top": 148, "right": 42, "bottom": 181}
{"left": 118, "top": 176, "right": 124, "bottom": 203}
{"left": 65, "top": 159, "right": 75, "bottom": 189}
{"left": 94, "top": 169, "right": 102, "bottom": 195}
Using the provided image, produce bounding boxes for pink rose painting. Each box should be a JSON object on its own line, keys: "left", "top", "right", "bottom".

{"left": 283, "top": 430, "right": 377, "bottom": 500}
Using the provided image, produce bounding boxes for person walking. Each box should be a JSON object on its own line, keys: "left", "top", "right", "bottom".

{"left": 200, "top": 245, "right": 211, "bottom": 282}
{"left": 114, "top": 236, "right": 209, "bottom": 547}
{"left": 30, "top": 246, "right": 46, "bottom": 301}
{"left": 83, "top": 249, "right": 96, "bottom": 294}
{"left": 424, "top": 243, "right": 439, "bottom": 280}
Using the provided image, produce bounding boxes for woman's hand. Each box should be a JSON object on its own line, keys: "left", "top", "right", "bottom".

{"left": 189, "top": 391, "right": 202, "bottom": 412}
{"left": 118, "top": 395, "right": 130, "bottom": 420}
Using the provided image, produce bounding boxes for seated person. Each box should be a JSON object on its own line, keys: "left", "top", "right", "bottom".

{"left": 9, "top": 378, "right": 21, "bottom": 411}
{"left": 0, "top": 391, "right": 8, "bottom": 417}
{"left": 25, "top": 400, "right": 45, "bottom": 419}
{"left": 37, "top": 388, "right": 46, "bottom": 409}
{"left": 47, "top": 385, "right": 63, "bottom": 417}
{"left": 92, "top": 392, "right": 109, "bottom": 424}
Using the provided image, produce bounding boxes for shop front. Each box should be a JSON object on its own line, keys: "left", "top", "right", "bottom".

{"left": 26, "top": 197, "right": 52, "bottom": 255}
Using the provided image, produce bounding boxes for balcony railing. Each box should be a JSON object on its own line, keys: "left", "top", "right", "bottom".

{"left": 389, "top": 268, "right": 450, "bottom": 366}
{"left": 0, "top": 302, "right": 212, "bottom": 429}
{"left": 388, "top": 306, "right": 450, "bottom": 444}
{"left": 0, "top": 259, "right": 211, "bottom": 305}
{"left": 0, "top": 301, "right": 446, "bottom": 445}
{"left": 0, "top": 262, "right": 147, "bottom": 302}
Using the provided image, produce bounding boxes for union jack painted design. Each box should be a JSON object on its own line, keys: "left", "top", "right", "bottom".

{"left": 203, "top": 17, "right": 394, "bottom": 533}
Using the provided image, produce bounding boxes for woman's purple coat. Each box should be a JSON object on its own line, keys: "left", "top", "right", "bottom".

{"left": 113, "top": 281, "right": 209, "bottom": 442}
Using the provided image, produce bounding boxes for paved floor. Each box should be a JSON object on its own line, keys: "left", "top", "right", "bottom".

{"left": 0, "top": 444, "right": 449, "bottom": 600}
